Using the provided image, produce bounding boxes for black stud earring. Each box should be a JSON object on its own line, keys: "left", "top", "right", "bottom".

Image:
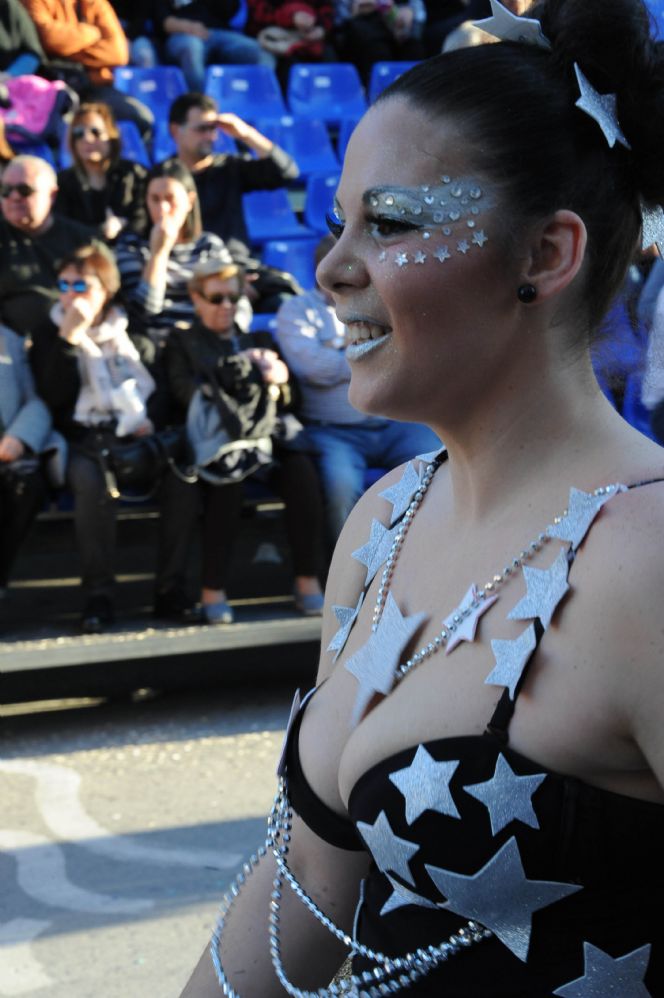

{"left": 517, "top": 283, "right": 537, "bottom": 304}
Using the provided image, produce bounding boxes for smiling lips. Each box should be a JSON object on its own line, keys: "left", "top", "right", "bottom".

{"left": 345, "top": 320, "right": 391, "bottom": 345}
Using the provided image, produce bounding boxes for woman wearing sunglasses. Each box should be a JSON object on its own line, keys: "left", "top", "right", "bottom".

{"left": 30, "top": 242, "right": 156, "bottom": 633}
{"left": 164, "top": 257, "right": 325, "bottom": 624}
{"left": 55, "top": 102, "right": 148, "bottom": 242}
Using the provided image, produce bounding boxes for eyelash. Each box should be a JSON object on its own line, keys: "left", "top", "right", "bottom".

{"left": 366, "top": 215, "right": 417, "bottom": 239}
{"left": 325, "top": 211, "right": 344, "bottom": 239}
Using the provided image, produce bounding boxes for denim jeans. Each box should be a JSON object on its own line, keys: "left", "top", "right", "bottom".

{"left": 165, "top": 29, "right": 275, "bottom": 92}
{"left": 305, "top": 420, "right": 440, "bottom": 549}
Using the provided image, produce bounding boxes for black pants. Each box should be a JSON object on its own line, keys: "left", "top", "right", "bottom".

{"left": 156, "top": 450, "right": 323, "bottom": 594}
{"left": 0, "top": 463, "right": 46, "bottom": 587}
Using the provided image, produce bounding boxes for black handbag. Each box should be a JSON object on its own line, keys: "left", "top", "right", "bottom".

{"left": 82, "top": 426, "right": 191, "bottom": 500}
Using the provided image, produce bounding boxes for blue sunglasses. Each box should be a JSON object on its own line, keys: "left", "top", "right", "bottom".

{"left": 58, "top": 278, "right": 91, "bottom": 293}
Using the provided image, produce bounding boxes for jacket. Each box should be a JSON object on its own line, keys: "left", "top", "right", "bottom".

{"left": 20, "top": 0, "right": 128, "bottom": 84}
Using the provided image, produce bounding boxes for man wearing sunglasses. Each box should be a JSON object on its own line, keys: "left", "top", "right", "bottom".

{"left": 166, "top": 92, "right": 299, "bottom": 251}
{"left": 0, "top": 155, "right": 92, "bottom": 337}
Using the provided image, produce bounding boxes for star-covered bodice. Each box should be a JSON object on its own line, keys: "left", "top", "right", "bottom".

{"left": 346, "top": 733, "right": 664, "bottom": 995}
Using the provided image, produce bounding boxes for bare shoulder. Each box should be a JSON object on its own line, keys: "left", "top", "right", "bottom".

{"left": 317, "top": 457, "right": 438, "bottom": 683}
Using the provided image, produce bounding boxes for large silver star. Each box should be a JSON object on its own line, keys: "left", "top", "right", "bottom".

{"left": 546, "top": 485, "right": 624, "bottom": 550}
{"left": 380, "top": 874, "right": 438, "bottom": 917}
{"left": 378, "top": 461, "right": 422, "bottom": 526}
{"left": 351, "top": 518, "right": 401, "bottom": 587}
{"left": 641, "top": 199, "right": 664, "bottom": 255}
{"left": 426, "top": 837, "right": 581, "bottom": 962}
{"left": 276, "top": 687, "right": 301, "bottom": 777}
{"left": 356, "top": 810, "right": 419, "bottom": 886}
{"left": 553, "top": 942, "right": 652, "bottom": 997}
{"left": 344, "top": 592, "right": 427, "bottom": 727}
{"left": 507, "top": 548, "right": 570, "bottom": 629}
{"left": 389, "top": 745, "right": 461, "bottom": 824}
{"left": 574, "top": 64, "right": 631, "bottom": 150}
{"left": 327, "top": 591, "right": 365, "bottom": 663}
{"left": 444, "top": 584, "right": 498, "bottom": 655}
{"left": 463, "top": 753, "right": 546, "bottom": 836}
{"left": 416, "top": 446, "right": 445, "bottom": 465}
{"left": 474, "top": 0, "right": 551, "bottom": 50}
{"left": 484, "top": 623, "right": 537, "bottom": 699}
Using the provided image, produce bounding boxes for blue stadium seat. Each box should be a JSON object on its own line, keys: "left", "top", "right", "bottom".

{"left": 118, "top": 120, "right": 151, "bottom": 168}
{"left": 287, "top": 64, "right": 367, "bottom": 122}
{"left": 11, "top": 141, "right": 56, "bottom": 168}
{"left": 205, "top": 65, "right": 286, "bottom": 119}
{"left": 113, "top": 66, "right": 187, "bottom": 115}
{"left": 243, "top": 189, "right": 314, "bottom": 243}
{"left": 368, "top": 61, "right": 419, "bottom": 103}
{"left": 303, "top": 172, "right": 341, "bottom": 234}
{"left": 255, "top": 116, "right": 338, "bottom": 176}
{"left": 262, "top": 238, "right": 320, "bottom": 290}
{"left": 336, "top": 116, "right": 361, "bottom": 162}
{"left": 249, "top": 313, "right": 278, "bottom": 334}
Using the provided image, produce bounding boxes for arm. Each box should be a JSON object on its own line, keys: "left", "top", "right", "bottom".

{"left": 1, "top": 330, "right": 52, "bottom": 456}
{"left": 21, "top": 0, "right": 103, "bottom": 57}
{"left": 230, "top": 142, "right": 300, "bottom": 186}
{"left": 75, "top": 0, "right": 129, "bottom": 68}
{"left": 275, "top": 296, "right": 350, "bottom": 387}
{"left": 164, "top": 329, "right": 200, "bottom": 411}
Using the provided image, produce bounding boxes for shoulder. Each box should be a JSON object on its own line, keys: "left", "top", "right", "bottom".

{"left": 51, "top": 214, "right": 94, "bottom": 243}
{"left": 115, "top": 158, "right": 148, "bottom": 180}
{"left": 56, "top": 166, "right": 76, "bottom": 184}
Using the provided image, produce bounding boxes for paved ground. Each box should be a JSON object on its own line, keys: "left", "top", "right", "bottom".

{"left": 0, "top": 684, "right": 296, "bottom": 998}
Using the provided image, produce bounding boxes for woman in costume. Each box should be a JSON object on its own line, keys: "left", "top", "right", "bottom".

{"left": 181, "top": 0, "right": 664, "bottom": 993}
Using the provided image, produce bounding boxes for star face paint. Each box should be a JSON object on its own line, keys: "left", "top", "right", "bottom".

{"left": 359, "top": 177, "right": 492, "bottom": 267}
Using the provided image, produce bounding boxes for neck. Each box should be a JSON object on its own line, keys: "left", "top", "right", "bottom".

{"left": 84, "top": 161, "right": 108, "bottom": 187}
{"left": 178, "top": 149, "right": 212, "bottom": 173}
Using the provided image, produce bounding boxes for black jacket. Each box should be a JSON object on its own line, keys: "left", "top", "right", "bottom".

{"left": 55, "top": 159, "right": 148, "bottom": 239}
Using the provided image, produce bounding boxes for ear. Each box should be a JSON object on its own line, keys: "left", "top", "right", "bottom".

{"left": 169, "top": 122, "right": 178, "bottom": 141}
{"left": 521, "top": 210, "right": 587, "bottom": 302}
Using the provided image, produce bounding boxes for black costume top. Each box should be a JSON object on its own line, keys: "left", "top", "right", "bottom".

{"left": 284, "top": 466, "right": 664, "bottom": 996}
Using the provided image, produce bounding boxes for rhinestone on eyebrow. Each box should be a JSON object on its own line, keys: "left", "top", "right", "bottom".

{"left": 471, "top": 206, "right": 480, "bottom": 215}
{"left": 470, "top": 187, "right": 483, "bottom": 199}
{"left": 443, "top": 226, "right": 452, "bottom": 235}
{"left": 442, "top": 175, "right": 451, "bottom": 183}
{"left": 451, "top": 184, "right": 463, "bottom": 197}
{"left": 433, "top": 211, "right": 444, "bottom": 223}
{"left": 467, "top": 219, "right": 476, "bottom": 228}
{"left": 421, "top": 185, "right": 430, "bottom": 192}
{"left": 413, "top": 205, "right": 423, "bottom": 215}
{"left": 449, "top": 210, "right": 460, "bottom": 221}
{"left": 423, "top": 231, "right": 431, "bottom": 239}
{"left": 370, "top": 195, "right": 379, "bottom": 207}
{"left": 385, "top": 194, "right": 395, "bottom": 206}
{"left": 424, "top": 195, "right": 435, "bottom": 205}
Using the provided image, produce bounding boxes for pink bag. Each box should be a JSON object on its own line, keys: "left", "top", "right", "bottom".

{"left": 0, "top": 74, "right": 76, "bottom": 145}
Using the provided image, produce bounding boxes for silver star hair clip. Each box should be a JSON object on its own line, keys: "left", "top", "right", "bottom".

{"left": 474, "top": 0, "right": 551, "bottom": 50}
{"left": 573, "top": 64, "right": 631, "bottom": 151}
{"left": 641, "top": 199, "right": 664, "bottom": 258}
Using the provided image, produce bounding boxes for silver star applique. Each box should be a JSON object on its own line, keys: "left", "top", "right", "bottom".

{"left": 356, "top": 810, "right": 419, "bottom": 886}
{"left": 474, "top": 0, "right": 551, "bottom": 49}
{"left": 484, "top": 623, "right": 537, "bottom": 699}
{"left": 414, "top": 251, "right": 427, "bottom": 264}
{"left": 426, "top": 837, "right": 581, "bottom": 962}
{"left": 444, "top": 584, "right": 498, "bottom": 655}
{"left": 553, "top": 942, "right": 652, "bottom": 997}
{"left": 434, "top": 245, "right": 451, "bottom": 263}
{"left": 417, "top": 446, "right": 445, "bottom": 465}
{"left": 352, "top": 518, "right": 401, "bottom": 587}
{"left": 378, "top": 250, "right": 387, "bottom": 262}
{"left": 507, "top": 548, "right": 570, "bottom": 629}
{"left": 378, "top": 461, "right": 422, "bottom": 526}
{"left": 395, "top": 252, "right": 409, "bottom": 267}
{"left": 327, "top": 591, "right": 365, "bottom": 662}
{"left": 457, "top": 239, "right": 470, "bottom": 255}
{"left": 641, "top": 199, "right": 664, "bottom": 255}
{"left": 546, "top": 485, "right": 625, "bottom": 551}
{"left": 574, "top": 64, "right": 631, "bottom": 150}
{"left": 380, "top": 874, "right": 438, "bottom": 917}
{"left": 472, "top": 229, "right": 488, "bottom": 248}
{"left": 463, "top": 753, "right": 546, "bottom": 836}
{"left": 344, "top": 592, "right": 427, "bottom": 727}
{"left": 389, "top": 745, "right": 461, "bottom": 824}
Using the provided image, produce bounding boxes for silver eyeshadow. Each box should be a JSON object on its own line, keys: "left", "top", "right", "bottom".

{"left": 362, "top": 178, "right": 491, "bottom": 230}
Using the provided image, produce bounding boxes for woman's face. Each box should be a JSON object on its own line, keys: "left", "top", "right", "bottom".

{"left": 316, "top": 98, "right": 520, "bottom": 428}
{"left": 193, "top": 275, "right": 241, "bottom": 335}
{"left": 147, "top": 176, "right": 193, "bottom": 231}
{"left": 58, "top": 264, "right": 109, "bottom": 322}
{"left": 72, "top": 112, "right": 112, "bottom": 168}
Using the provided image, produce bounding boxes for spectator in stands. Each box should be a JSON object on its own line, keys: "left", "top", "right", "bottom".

{"left": 55, "top": 102, "right": 148, "bottom": 243}
{"left": 20, "top": 0, "right": 154, "bottom": 139}
{"left": 0, "top": 0, "right": 46, "bottom": 76}
{"left": 0, "top": 322, "right": 55, "bottom": 603}
{"left": 164, "top": 256, "right": 325, "bottom": 623}
{"left": 333, "top": 0, "right": 426, "bottom": 84}
{"left": 247, "top": 0, "right": 335, "bottom": 86}
{"left": 0, "top": 154, "right": 92, "bottom": 339}
{"left": 108, "top": 0, "right": 159, "bottom": 67}
{"left": 166, "top": 92, "right": 299, "bottom": 252}
{"left": 29, "top": 242, "right": 157, "bottom": 633}
{"left": 275, "top": 234, "right": 440, "bottom": 549}
{"left": 115, "top": 158, "right": 251, "bottom": 350}
{"left": 152, "top": 0, "right": 274, "bottom": 94}
{"left": 0, "top": 120, "right": 15, "bottom": 173}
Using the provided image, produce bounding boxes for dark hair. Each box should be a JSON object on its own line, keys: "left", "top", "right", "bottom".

{"left": 146, "top": 159, "right": 202, "bottom": 242}
{"left": 68, "top": 103, "right": 121, "bottom": 171}
{"left": 58, "top": 242, "right": 121, "bottom": 315}
{"left": 169, "top": 92, "right": 218, "bottom": 126}
{"left": 378, "top": 0, "right": 664, "bottom": 332}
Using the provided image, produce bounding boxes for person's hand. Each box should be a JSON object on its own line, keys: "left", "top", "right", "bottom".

{"left": 0, "top": 434, "right": 25, "bottom": 462}
{"left": 215, "top": 113, "right": 255, "bottom": 144}
{"left": 133, "top": 419, "right": 154, "bottom": 437}
{"left": 293, "top": 9, "right": 316, "bottom": 30}
{"left": 58, "top": 296, "right": 98, "bottom": 346}
{"left": 102, "top": 209, "right": 127, "bottom": 241}
{"left": 244, "top": 348, "right": 289, "bottom": 385}
{"left": 149, "top": 209, "right": 185, "bottom": 256}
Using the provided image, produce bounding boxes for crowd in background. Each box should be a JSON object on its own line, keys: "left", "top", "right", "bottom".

{"left": 0, "top": 0, "right": 663, "bottom": 635}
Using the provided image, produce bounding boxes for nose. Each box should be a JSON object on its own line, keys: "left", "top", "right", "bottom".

{"left": 316, "top": 236, "right": 367, "bottom": 298}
